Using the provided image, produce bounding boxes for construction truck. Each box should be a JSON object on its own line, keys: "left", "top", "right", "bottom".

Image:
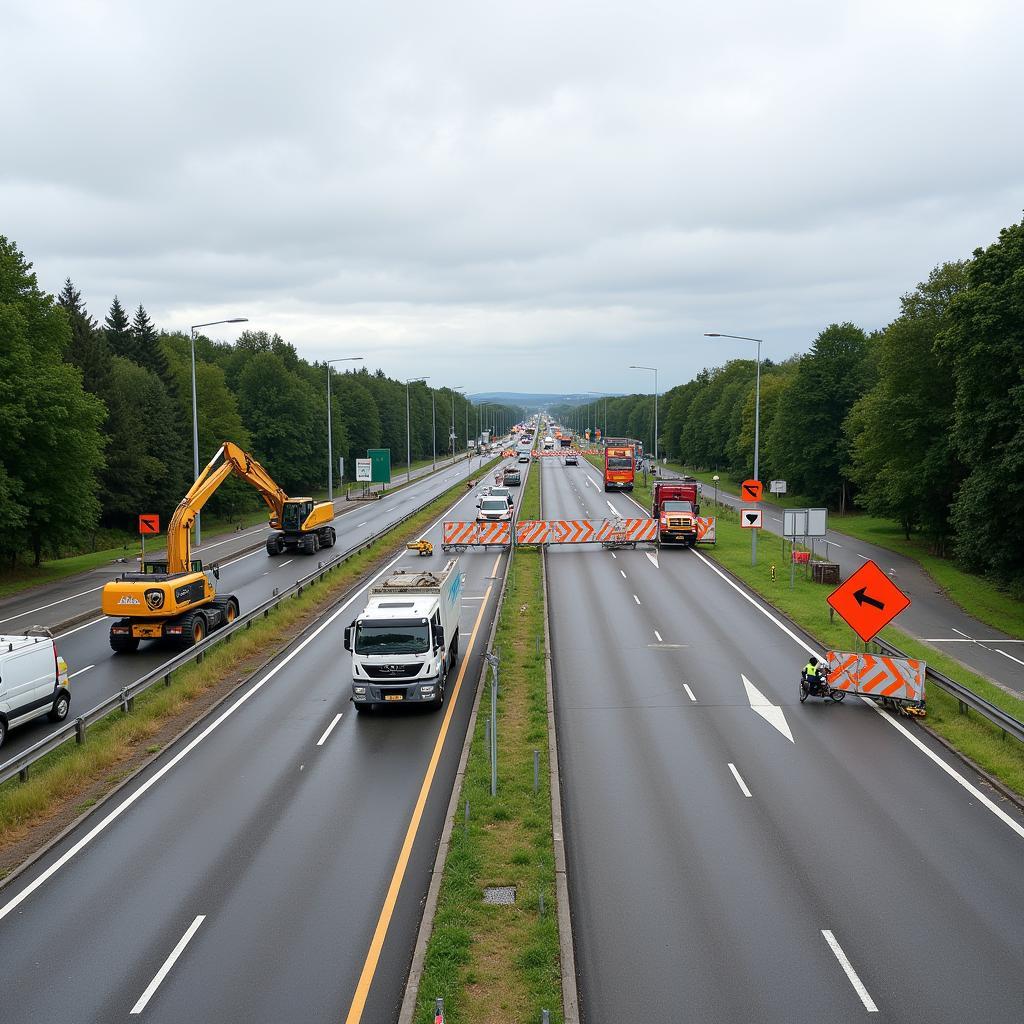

{"left": 653, "top": 480, "right": 700, "bottom": 546}
{"left": 101, "top": 442, "right": 335, "bottom": 652}
{"left": 344, "top": 559, "right": 463, "bottom": 712}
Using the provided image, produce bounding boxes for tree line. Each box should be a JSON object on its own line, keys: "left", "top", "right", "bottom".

{"left": 0, "top": 236, "right": 522, "bottom": 566}
{"left": 558, "top": 217, "right": 1024, "bottom": 595}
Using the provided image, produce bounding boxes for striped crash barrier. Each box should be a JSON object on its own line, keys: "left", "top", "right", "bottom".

{"left": 515, "top": 518, "right": 658, "bottom": 546}
{"left": 825, "top": 651, "right": 926, "bottom": 704}
{"left": 442, "top": 521, "right": 512, "bottom": 550}
{"left": 532, "top": 449, "right": 602, "bottom": 457}
{"left": 695, "top": 516, "right": 716, "bottom": 544}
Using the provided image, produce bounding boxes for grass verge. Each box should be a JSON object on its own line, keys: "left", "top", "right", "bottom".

{"left": 414, "top": 465, "right": 562, "bottom": 1023}
{"left": 675, "top": 464, "right": 1023, "bottom": 639}
{"left": 702, "top": 507, "right": 1024, "bottom": 798}
{"left": 0, "top": 457, "right": 502, "bottom": 871}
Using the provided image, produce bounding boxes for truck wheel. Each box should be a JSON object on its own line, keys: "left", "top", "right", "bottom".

{"left": 354, "top": 703, "right": 374, "bottom": 715}
{"left": 210, "top": 595, "right": 240, "bottom": 627}
{"left": 0, "top": 718, "right": 6, "bottom": 749}
{"left": 49, "top": 692, "right": 70, "bottom": 722}
{"left": 178, "top": 612, "right": 207, "bottom": 648}
{"left": 110, "top": 633, "right": 140, "bottom": 653}
{"left": 321, "top": 528, "right": 336, "bottom": 548}
{"left": 266, "top": 535, "right": 282, "bottom": 556}
{"left": 449, "top": 627, "right": 460, "bottom": 667}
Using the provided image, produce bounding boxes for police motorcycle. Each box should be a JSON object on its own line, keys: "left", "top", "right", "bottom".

{"left": 799, "top": 657, "right": 845, "bottom": 703}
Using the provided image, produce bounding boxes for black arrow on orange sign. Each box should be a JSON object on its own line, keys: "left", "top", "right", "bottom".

{"left": 743, "top": 484, "right": 759, "bottom": 498}
{"left": 853, "top": 587, "right": 885, "bottom": 610}
{"left": 141, "top": 517, "right": 157, "bottom": 530}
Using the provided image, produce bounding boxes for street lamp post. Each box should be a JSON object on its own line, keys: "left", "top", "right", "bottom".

{"left": 454, "top": 388, "right": 469, "bottom": 480}
{"left": 588, "top": 392, "right": 608, "bottom": 442}
{"left": 190, "top": 317, "right": 248, "bottom": 547}
{"left": 629, "top": 365, "right": 659, "bottom": 469}
{"left": 706, "top": 333, "right": 763, "bottom": 565}
{"left": 431, "top": 389, "right": 436, "bottom": 470}
{"left": 449, "top": 386, "right": 463, "bottom": 460}
{"left": 406, "top": 377, "right": 430, "bottom": 483}
{"left": 326, "top": 356, "right": 364, "bottom": 501}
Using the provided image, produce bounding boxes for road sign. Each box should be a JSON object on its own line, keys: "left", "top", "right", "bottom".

{"left": 806, "top": 508, "right": 828, "bottom": 537}
{"left": 827, "top": 560, "right": 911, "bottom": 642}
{"left": 368, "top": 448, "right": 391, "bottom": 483}
{"left": 741, "top": 479, "right": 763, "bottom": 501}
{"left": 769, "top": 479, "right": 786, "bottom": 494}
{"left": 138, "top": 514, "right": 160, "bottom": 535}
{"left": 783, "top": 509, "right": 806, "bottom": 537}
{"left": 740, "top": 508, "right": 763, "bottom": 529}
{"left": 355, "top": 458, "right": 372, "bottom": 482}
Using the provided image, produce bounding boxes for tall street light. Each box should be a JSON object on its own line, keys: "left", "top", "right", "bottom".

{"left": 406, "top": 376, "right": 430, "bottom": 483}
{"left": 454, "top": 387, "right": 470, "bottom": 480}
{"left": 431, "top": 388, "right": 437, "bottom": 470}
{"left": 588, "top": 392, "right": 608, "bottom": 441}
{"left": 706, "top": 333, "right": 763, "bottom": 565}
{"left": 326, "top": 356, "right": 364, "bottom": 501}
{"left": 449, "top": 386, "right": 463, "bottom": 460}
{"left": 190, "top": 317, "right": 248, "bottom": 547}
{"left": 629, "top": 365, "right": 659, "bottom": 467}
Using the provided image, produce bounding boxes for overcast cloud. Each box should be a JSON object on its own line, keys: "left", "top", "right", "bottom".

{"left": 4, "top": 0, "right": 1023, "bottom": 394}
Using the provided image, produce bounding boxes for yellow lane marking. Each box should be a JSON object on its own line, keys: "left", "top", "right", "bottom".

{"left": 490, "top": 552, "right": 501, "bottom": 577}
{"left": 343, "top": 579, "right": 496, "bottom": 1024}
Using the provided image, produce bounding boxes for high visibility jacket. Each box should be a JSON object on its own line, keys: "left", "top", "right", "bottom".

{"left": 803, "top": 662, "right": 819, "bottom": 677}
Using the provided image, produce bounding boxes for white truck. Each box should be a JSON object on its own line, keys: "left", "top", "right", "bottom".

{"left": 343, "top": 559, "right": 463, "bottom": 712}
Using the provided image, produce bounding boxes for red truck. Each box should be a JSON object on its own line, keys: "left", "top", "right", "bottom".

{"left": 652, "top": 480, "right": 700, "bottom": 546}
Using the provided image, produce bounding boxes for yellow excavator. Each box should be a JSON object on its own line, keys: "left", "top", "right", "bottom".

{"left": 102, "top": 441, "right": 335, "bottom": 652}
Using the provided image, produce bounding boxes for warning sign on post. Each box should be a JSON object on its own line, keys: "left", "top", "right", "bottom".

{"left": 827, "top": 560, "right": 910, "bottom": 642}
{"left": 740, "top": 508, "right": 763, "bottom": 529}
{"left": 740, "top": 479, "right": 763, "bottom": 501}
{"left": 138, "top": 514, "right": 160, "bottom": 535}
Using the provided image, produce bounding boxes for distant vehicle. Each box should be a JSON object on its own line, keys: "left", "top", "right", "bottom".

{"left": 503, "top": 468, "right": 522, "bottom": 486}
{"left": 543, "top": 436, "right": 555, "bottom": 450}
{"left": 518, "top": 454, "right": 531, "bottom": 464}
{"left": 488, "top": 486, "right": 514, "bottom": 508}
{"left": 604, "top": 444, "right": 635, "bottom": 492}
{"left": 0, "top": 629, "right": 71, "bottom": 747}
{"left": 564, "top": 453, "right": 578, "bottom": 466}
{"left": 477, "top": 497, "right": 513, "bottom": 522}
{"left": 344, "top": 560, "right": 463, "bottom": 712}
{"left": 653, "top": 481, "right": 699, "bottom": 546}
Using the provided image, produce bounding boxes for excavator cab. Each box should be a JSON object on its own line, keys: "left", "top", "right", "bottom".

{"left": 282, "top": 499, "right": 314, "bottom": 533}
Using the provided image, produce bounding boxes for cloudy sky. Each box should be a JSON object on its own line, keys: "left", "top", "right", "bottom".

{"left": 4, "top": 0, "right": 1023, "bottom": 395}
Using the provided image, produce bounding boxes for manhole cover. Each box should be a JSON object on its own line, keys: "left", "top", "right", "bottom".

{"left": 483, "top": 886, "right": 517, "bottom": 905}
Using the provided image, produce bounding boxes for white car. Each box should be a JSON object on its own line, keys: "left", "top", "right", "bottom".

{"left": 0, "top": 630, "right": 72, "bottom": 747}
{"left": 477, "top": 497, "right": 513, "bottom": 522}
{"left": 488, "top": 486, "right": 514, "bottom": 508}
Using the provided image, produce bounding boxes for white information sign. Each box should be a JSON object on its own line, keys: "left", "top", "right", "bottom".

{"left": 783, "top": 509, "right": 807, "bottom": 538}
{"left": 355, "top": 458, "right": 372, "bottom": 482}
{"left": 807, "top": 508, "right": 828, "bottom": 537}
{"left": 769, "top": 479, "right": 787, "bottom": 494}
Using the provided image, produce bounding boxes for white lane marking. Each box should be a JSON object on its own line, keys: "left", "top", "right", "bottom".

{"left": 683, "top": 684, "right": 697, "bottom": 702}
{"left": 620, "top": 570, "right": 627, "bottom": 579}
{"left": 996, "top": 649, "right": 1024, "bottom": 667}
{"left": 68, "top": 665, "right": 95, "bottom": 679}
{"left": 610, "top": 553, "right": 617, "bottom": 559}
{"left": 821, "top": 930, "right": 878, "bottom": 1012}
{"left": 691, "top": 546, "right": 1024, "bottom": 842}
{"left": 887, "top": 569, "right": 896, "bottom": 575}
{"left": 0, "top": 584, "right": 106, "bottom": 626}
{"left": 856, "top": 552, "right": 869, "bottom": 559}
{"left": 316, "top": 713, "right": 344, "bottom": 746}
{"left": 130, "top": 915, "right": 206, "bottom": 1014}
{"left": 829, "top": 541, "right": 842, "bottom": 548}
{"left": 952, "top": 626, "right": 993, "bottom": 651}
{"left": 633, "top": 594, "right": 641, "bottom": 606}
{"left": 742, "top": 674, "right": 794, "bottom": 743}
{"left": 646, "top": 551, "right": 659, "bottom": 569}
{"left": 279, "top": 559, "right": 293, "bottom": 568}
{"left": 654, "top": 630, "right": 663, "bottom": 642}
{"left": 606, "top": 500, "right": 621, "bottom": 516}
{"left": 770, "top": 516, "right": 782, "bottom": 522}
{"left": 865, "top": 697, "right": 1024, "bottom": 840}
{"left": 0, "top": 488, "right": 468, "bottom": 923}
{"left": 384, "top": 506, "right": 398, "bottom": 513}
{"left": 727, "top": 763, "right": 752, "bottom": 798}
{"left": 56, "top": 616, "right": 106, "bottom": 639}
{"left": 357, "top": 522, "right": 367, "bottom": 527}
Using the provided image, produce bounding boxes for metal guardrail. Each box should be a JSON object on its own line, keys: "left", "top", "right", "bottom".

{"left": 872, "top": 636, "right": 1024, "bottom": 745}
{"left": 0, "top": 461, "right": 503, "bottom": 787}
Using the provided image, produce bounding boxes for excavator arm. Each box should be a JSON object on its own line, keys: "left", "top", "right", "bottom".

{"left": 165, "top": 443, "right": 289, "bottom": 574}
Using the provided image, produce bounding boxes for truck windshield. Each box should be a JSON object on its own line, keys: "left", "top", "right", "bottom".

{"left": 481, "top": 499, "right": 508, "bottom": 513}
{"left": 663, "top": 501, "right": 694, "bottom": 512}
{"left": 607, "top": 457, "right": 633, "bottom": 469}
{"left": 355, "top": 619, "right": 430, "bottom": 655}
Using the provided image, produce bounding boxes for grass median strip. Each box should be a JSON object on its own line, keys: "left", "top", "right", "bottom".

{"left": 701, "top": 508, "right": 1024, "bottom": 798}
{"left": 414, "top": 465, "right": 562, "bottom": 1023}
{"left": 0, "top": 459, "right": 502, "bottom": 875}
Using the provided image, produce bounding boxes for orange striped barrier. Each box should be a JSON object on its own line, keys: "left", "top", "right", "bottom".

{"left": 516, "top": 521, "right": 552, "bottom": 544}
{"left": 825, "top": 651, "right": 925, "bottom": 702}
{"left": 695, "top": 517, "right": 716, "bottom": 544}
{"left": 511, "top": 518, "right": 658, "bottom": 547}
{"left": 442, "top": 521, "right": 512, "bottom": 549}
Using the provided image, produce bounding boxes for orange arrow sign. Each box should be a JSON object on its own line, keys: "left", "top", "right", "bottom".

{"left": 827, "top": 560, "right": 910, "bottom": 642}
{"left": 138, "top": 514, "right": 160, "bottom": 535}
{"left": 741, "top": 479, "right": 763, "bottom": 501}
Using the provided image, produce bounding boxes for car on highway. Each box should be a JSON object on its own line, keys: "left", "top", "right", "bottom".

{"left": 565, "top": 453, "right": 578, "bottom": 466}
{"left": 476, "top": 497, "right": 513, "bottom": 522}
{"left": 517, "top": 454, "right": 531, "bottom": 464}
{"left": 503, "top": 468, "right": 522, "bottom": 486}
{"left": 0, "top": 629, "right": 71, "bottom": 747}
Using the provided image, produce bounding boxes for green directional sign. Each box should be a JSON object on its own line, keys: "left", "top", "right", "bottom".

{"left": 368, "top": 448, "right": 391, "bottom": 484}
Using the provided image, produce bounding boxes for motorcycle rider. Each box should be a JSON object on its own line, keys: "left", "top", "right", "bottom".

{"left": 802, "top": 655, "right": 825, "bottom": 693}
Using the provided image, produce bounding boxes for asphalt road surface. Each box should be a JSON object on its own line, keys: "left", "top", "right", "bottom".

{"left": 668, "top": 469, "right": 1024, "bottom": 692}
{"left": 0, "top": 453, "right": 498, "bottom": 761}
{"left": 544, "top": 457, "right": 1024, "bottom": 1023}
{"left": 0, "top": 456, "right": 527, "bottom": 1023}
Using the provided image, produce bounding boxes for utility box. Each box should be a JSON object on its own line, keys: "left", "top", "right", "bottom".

{"left": 813, "top": 562, "right": 841, "bottom": 585}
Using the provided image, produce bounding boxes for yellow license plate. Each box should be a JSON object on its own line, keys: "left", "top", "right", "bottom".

{"left": 384, "top": 694, "right": 404, "bottom": 701}
{"left": 134, "top": 625, "right": 163, "bottom": 638}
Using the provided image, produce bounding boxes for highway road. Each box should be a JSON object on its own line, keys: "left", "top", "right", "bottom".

{"left": 0, "top": 456, "right": 527, "bottom": 1022}
{"left": 0, "top": 452, "right": 500, "bottom": 761}
{"left": 544, "top": 456, "right": 1024, "bottom": 1022}
{"left": 668, "top": 469, "right": 1024, "bottom": 693}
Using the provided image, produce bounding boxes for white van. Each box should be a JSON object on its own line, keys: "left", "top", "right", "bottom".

{"left": 0, "top": 631, "right": 71, "bottom": 747}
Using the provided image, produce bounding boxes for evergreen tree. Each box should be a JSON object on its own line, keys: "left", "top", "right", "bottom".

{"left": 104, "top": 295, "right": 135, "bottom": 360}
{"left": 131, "top": 303, "right": 170, "bottom": 380}
{"left": 58, "top": 278, "right": 113, "bottom": 396}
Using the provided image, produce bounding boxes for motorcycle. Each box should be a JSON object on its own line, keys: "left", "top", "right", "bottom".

{"left": 799, "top": 670, "right": 845, "bottom": 703}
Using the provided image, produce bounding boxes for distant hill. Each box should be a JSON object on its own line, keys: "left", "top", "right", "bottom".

{"left": 471, "top": 392, "right": 621, "bottom": 409}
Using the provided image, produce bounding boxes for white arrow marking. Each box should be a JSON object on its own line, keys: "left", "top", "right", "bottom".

{"left": 742, "top": 674, "right": 794, "bottom": 743}
{"left": 646, "top": 551, "right": 659, "bottom": 569}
